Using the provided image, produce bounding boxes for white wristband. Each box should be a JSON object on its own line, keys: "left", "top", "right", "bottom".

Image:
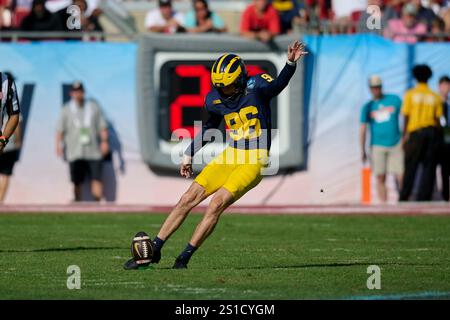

{"left": 286, "top": 60, "right": 297, "bottom": 66}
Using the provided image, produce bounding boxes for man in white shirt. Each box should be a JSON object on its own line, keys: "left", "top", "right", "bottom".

{"left": 145, "top": 0, "right": 185, "bottom": 34}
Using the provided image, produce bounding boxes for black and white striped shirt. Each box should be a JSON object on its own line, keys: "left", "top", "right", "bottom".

{"left": 0, "top": 72, "right": 20, "bottom": 131}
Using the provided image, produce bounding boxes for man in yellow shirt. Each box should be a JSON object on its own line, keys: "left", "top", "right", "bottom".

{"left": 400, "top": 64, "right": 443, "bottom": 201}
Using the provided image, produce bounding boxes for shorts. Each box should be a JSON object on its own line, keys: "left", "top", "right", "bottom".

{"left": 69, "top": 160, "right": 103, "bottom": 184}
{"left": 0, "top": 150, "right": 19, "bottom": 176}
{"left": 195, "top": 147, "right": 269, "bottom": 200}
{"left": 371, "top": 143, "right": 404, "bottom": 176}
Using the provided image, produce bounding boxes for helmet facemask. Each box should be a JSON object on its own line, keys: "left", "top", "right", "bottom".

{"left": 216, "top": 72, "right": 247, "bottom": 102}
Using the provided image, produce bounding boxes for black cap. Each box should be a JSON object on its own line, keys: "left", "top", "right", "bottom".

{"left": 159, "top": 0, "right": 172, "bottom": 6}
{"left": 71, "top": 81, "right": 84, "bottom": 91}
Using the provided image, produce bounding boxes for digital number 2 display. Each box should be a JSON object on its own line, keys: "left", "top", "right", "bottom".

{"left": 158, "top": 60, "right": 277, "bottom": 141}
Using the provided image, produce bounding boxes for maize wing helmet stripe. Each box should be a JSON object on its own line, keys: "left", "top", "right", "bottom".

{"left": 215, "top": 54, "right": 230, "bottom": 74}
{"left": 219, "top": 54, "right": 236, "bottom": 73}
{"left": 211, "top": 54, "right": 245, "bottom": 87}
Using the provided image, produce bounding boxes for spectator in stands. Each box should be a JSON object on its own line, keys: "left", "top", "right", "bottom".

{"left": 39, "top": 0, "right": 100, "bottom": 17}
{"left": 54, "top": 0, "right": 103, "bottom": 33}
{"left": 0, "top": 0, "right": 11, "bottom": 30}
{"left": 427, "top": 16, "right": 448, "bottom": 41}
{"left": 296, "top": 0, "right": 328, "bottom": 34}
{"left": 77, "top": 0, "right": 103, "bottom": 32}
{"left": 20, "top": 0, "right": 59, "bottom": 32}
{"left": 308, "top": 0, "right": 332, "bottom": 21}
{"left": 438, "top": 75, "right": 450, "bottom": 201}
{"left": 400, "top": 65, "right": 443, "bottom": 202}
{"left": 0, "top": 0, "right": 4, "bottom": 29}
{"left": 384, "top": 3, "right": 427, "bottom": 43}
{"left": 56, "top": 81, "right": 109, "bottom": 202}
{"left": 0, "top": 0, "right": 16, "bottom": 31}
{"left": 412, "top": 0, "right": 437, "bottom": 29}
{"left": 386, "top": 0, "right": 407, "bottom": 17}
{"left": 69, "top": 0, "right": 103, "bottom": 40}
{"left": 80, "top": 0, "right": 101, "bottom": 18}
{"left": 145, "top": 0, "right": 185, "bottom": 34}
{"left": 240, "top": 0, "right": 281, "bottom": 43}
{"left": 271, "top": 0, "right": 303, "bottom": 34}
{"left": 429, "top": 0, "right": 444, "bottom": 15}
{"left": 441, "top": 4, "right": 450, "bottom": 33}
{"left": 185, "top": 0, "right": 227, "bottom": 33}
{"left": 357, "top": 0, "right": 398, "bottom": 33}
{"left": 360, "top": 75, "right": 403, "bottom": 203}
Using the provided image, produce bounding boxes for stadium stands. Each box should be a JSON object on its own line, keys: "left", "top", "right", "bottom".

{"left": 0, "top": 0, "right": 449, "bottom": 41}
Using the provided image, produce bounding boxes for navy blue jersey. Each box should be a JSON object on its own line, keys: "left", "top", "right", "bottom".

{"left": 185, "top": 62, "right": 296, "bottom": 157}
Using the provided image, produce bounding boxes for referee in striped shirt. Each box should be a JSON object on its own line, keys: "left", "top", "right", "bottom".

{"left": 0, "top": 72, "right": 20, "bottom": 154}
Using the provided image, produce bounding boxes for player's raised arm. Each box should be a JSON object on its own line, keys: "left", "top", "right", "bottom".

{"left": 181, "top": 111, "right": 223, "bottom": 178}
{"left": 258, "top": 40, "right": 308, "bottom": 98}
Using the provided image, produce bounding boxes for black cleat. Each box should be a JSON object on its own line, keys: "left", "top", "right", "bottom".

{"left": 124, "top": 251, "right": 161, "bottom": 270}
{"left": 123, "top": 259, "right": 153, "bottom": 270}
{"left": 172, "top": 258, "right": 188, "bottom": 269}
{"left": 123, "top": 258, "right": 140, "bottom": 270}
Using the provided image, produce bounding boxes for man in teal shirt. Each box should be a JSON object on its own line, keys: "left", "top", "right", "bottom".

{"left": 360, "top": 75, "right": 404, "bottom": 203}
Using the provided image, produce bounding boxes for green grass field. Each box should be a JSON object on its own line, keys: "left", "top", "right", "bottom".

{"left": 0, "top": 213, "right": 449, "bottom": 300}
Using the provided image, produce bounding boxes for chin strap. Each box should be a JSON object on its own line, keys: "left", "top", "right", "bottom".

{"left": 223, "top": 89, "right": 245, "bottom": 102}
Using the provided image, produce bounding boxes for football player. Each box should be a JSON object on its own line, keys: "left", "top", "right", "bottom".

{"left": 125, "top": 40, "right": 307, "bottom": 269}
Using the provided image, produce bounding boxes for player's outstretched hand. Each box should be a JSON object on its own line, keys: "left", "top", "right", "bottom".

{"left": 180, "top": 155, "right": 193, "bottom": 178}
{"left": 287, "top": 40, "right": 308, "bottom": 63}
